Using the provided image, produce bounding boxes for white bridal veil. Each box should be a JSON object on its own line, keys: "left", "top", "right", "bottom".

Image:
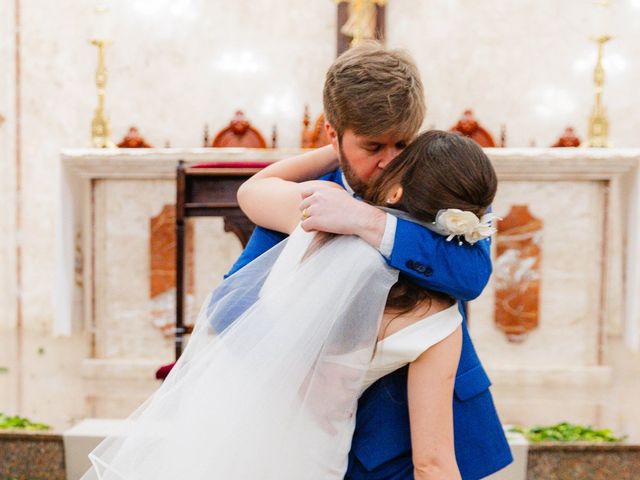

{"left": 81, "top": 226, "right": 399, "bottom": 479}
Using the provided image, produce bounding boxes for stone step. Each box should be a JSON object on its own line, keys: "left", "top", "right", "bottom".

{"left": 1, "top": 421, "right": 638, "bottom": 480}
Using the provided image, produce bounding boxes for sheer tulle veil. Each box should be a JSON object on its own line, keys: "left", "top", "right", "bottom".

{"left": 81, "top": 226, "right": 399, "bottom": 479}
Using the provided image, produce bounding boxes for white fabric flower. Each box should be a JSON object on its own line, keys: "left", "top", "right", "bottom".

{"left": 436, "top": 209, "right": 479, "bottom": 240}
{"left": 435, "top": 210, "right": 500, "bottom": 245}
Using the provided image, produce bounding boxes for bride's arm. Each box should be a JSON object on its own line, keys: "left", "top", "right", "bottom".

{"left": 237, "top": 145, "right": 341, "bottom": 234}
{"left": 408, "top": 326, "right": 463, "bottom": 480}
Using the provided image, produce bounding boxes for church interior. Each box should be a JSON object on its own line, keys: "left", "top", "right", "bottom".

{"left": 1, "top": 0, "right": 640, "bottom": 478}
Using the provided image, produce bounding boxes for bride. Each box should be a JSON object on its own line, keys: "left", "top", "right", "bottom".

{"left": 82, "top": 130, "right": 497, "bottom": 480}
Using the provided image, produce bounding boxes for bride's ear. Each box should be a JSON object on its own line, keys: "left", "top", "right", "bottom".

{"left": 385, "top": 184, "right": 404, "bottom": 205}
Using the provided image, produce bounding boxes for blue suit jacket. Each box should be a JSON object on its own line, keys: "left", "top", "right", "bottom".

{"left": 224, "top": 169, "right": 513, "bottom": 479}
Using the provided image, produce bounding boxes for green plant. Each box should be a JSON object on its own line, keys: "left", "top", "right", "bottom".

{"left": 0, "top": 412, "right": 50, "bottom": 431}
{"left": 509, "top": 422, "right": 626, "bottom": 443}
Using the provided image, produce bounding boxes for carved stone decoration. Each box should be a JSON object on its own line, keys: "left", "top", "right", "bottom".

{"left": 337, "top": 1, "right": 386, "bottom": 56}
{"left": 552, "top": 127, "right": 581, "bottom": 147}
{"left": 117, "top": 126, "right": 152, "bottom": 148}
{"left": 301, "top": 106, "right": 330, "bottom": 148}
{"left": 212, "top": 111, "right": 267, "bottom": 148}
{"left": 449, "top": 109, "right": 496, "bottom": 147}
{"left": 494, "top": 205, "right": 543, "bottom": 342}
{"left": 150, "top": 204, "right": 195, "bottom": 337}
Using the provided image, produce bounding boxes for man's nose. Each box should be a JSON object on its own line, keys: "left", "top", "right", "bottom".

{"left": 377, "top": 147, "right": 402, "bottom": 169}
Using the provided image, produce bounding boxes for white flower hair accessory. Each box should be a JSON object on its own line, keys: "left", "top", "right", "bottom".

{"left": 434, "top": 209, "right": 500, "bottom": 245}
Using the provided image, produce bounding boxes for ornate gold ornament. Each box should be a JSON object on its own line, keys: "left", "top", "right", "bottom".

{"left": 584, "top": 35, "right": 612, "bottom": 148}
{"left": 89, "top": 5, "right": 115, "bottom": 148}
{"left": 90, "top": 39, "right": 115, "bottom": 148}
{"left": 584, "top": 0, "right": 613, "bottom": 148}
{"left": 337, "top": 0, "right": 387, "bottom": 47}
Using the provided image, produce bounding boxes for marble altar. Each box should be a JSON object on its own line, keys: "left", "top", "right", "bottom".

{"left": 54, "top": 147, "right": 640, "bottom": 428}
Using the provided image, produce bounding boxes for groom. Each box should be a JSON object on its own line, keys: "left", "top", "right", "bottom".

{"left": 226, "top": 43, "right": 512, "bottom": 479}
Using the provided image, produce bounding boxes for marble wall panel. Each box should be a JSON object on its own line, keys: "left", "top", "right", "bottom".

{"left": 93, "top": 179, "right": 242, "bottom": 360}
{"left": 494, "top": 205, "right": 543, "bottom": 342}
{"left": 470, "top": 180, "right": 606, "bottom": 369}
{"left": 192, "top": 218, "right": 244, "bottom": 316}
{"left": 93, "top": 179, "right": 175, "bottom": 359}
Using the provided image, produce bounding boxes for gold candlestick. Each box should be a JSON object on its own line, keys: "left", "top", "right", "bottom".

{"left": 584, "top": 35, "right": 612, "bottom": 148}
{"left": 90, "top": 39, "right": 115, "bottom": 148}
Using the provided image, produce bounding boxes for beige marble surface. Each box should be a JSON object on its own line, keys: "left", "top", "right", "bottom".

{"left": 92, "top": 179, "right": 242, "bottom": 360}
{"left": 492, "top": 335, "right": 640, "bottom": 445}
{"left": 470, "top": 180, "right": 605, "bottom": 370}
{"left": 387, "top": 0, "right": 640, "bottom": 148}
{"left": 193, "top": 218, "right": 244, "bottom": 311}
{"left": 93, "top": 179, "right": 176, "bottom": 359}
{"left": 0, "top": 0, "right": 18, "bottom": 415}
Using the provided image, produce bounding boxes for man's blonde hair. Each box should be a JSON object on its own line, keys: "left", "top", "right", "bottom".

{"left": 323, "top": 42, "right": 426, "bottom": 139}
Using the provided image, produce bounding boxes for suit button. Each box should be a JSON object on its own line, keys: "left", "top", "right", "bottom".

{"left": 414, "top": 262, "right": 427, "bottom": 273}
{"left": 405, "top": 260, "right": 415, "bottom": 269}
{"left": 424, "top": 266, "right": 433, "bottom": 276}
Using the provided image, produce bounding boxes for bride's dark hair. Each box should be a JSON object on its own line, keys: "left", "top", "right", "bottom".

{"left": 305, "top": 130, "right": 497, "bottom": 315}
{"left": 365, "top": 130, "right": 496, "bottom": 221}
{"left": 365, "top": 129, "right": 497, "bottom": 314}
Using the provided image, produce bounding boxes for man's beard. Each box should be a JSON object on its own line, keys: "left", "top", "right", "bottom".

{"left": 338, "top": 143, "right": 370, "bottom": 198}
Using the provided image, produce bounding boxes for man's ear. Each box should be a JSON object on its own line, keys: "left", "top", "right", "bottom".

{"left": 324, "top": 122, "right": 339, "bottom": 152}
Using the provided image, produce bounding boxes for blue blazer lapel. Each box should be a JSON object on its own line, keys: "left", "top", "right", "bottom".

{"left": 319, "top": 167, "right": 345, "bottom": 188}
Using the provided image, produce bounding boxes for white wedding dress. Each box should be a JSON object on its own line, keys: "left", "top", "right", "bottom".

{"left": 81, "top": 226, "right": 461, "bottom": 480}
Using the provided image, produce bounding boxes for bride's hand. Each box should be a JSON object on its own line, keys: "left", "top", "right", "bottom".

{"left": 299, "top": 186, "right": 387, "bottom": 248}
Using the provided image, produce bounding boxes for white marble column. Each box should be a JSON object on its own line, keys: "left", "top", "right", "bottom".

{"left": 0, "top": 0, "right": 19, "bottom": 415}
{"left": 625, "top": 163, "right": 640, "bottom": 350}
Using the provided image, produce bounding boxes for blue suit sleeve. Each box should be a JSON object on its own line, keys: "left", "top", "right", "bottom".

{"left": 388, "top": 218, "right": 492, "bottom": 301}
{"left": 225, "top": 226, "right": 287, "bottom": 278}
